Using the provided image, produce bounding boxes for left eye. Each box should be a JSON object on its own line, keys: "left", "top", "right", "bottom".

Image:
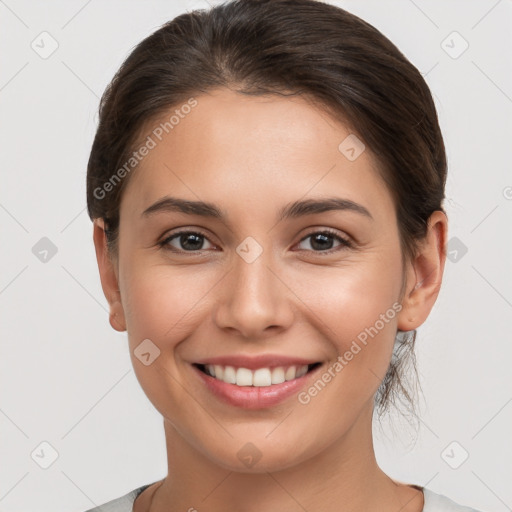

{"left": 296, "top": 230, "right": 352, "bottom": 253}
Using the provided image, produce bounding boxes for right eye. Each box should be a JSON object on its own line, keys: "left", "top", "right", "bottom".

{"left": 159, "top": 230, "right": 217, "bottom": 253}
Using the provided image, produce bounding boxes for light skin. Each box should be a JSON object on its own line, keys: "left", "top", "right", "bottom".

{"left": 93, "top": 87, "right": 447, "bottom": 512}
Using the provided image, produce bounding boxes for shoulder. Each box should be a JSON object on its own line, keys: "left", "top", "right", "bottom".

{"left": 422, "top": 488, "right": 486, "bottom": 512}
{"left": 82, "top": 484, "right": 152, "bottom": 512}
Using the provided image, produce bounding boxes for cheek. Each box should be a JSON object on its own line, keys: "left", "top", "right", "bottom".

{"left": 119, "top": 264, "right": 220, "bottom": 418}
{"left": 294, "top": 252, "right": 401, "bottom": 335}
{"left": 292, "top": 255, "right": 402, "bottom": 391}
{"left": 120, "top": 262, "right": 220, "bottom": 347}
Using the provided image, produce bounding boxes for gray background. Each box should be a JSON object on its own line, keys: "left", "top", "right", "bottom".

{"left": 1, "top": 0, "right": 511, "bottom": 511}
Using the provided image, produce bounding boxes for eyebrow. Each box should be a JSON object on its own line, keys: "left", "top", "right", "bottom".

{"left": 141, "top": 195, "right": 373, "bottom": 222}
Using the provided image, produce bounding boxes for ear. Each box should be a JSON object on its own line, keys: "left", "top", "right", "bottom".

{"left": 396, "top": 210, "right": 447, "bottom": 332}
{"left": 92, "top": 218, "right": 127, "bottom": 332}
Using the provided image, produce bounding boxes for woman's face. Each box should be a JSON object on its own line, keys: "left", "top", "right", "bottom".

{"left": 95, "top": 87, "right": 437, "bottom": 472}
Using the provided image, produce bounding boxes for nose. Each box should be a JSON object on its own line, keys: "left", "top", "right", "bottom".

{"left": 213, "top": 246, "right": 295, "bottom": 340}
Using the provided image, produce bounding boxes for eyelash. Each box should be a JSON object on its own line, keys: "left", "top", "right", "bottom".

{"left": 158, "top": 228, "right": 354, "bottom": 255}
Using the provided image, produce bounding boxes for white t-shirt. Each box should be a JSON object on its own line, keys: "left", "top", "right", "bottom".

{"left": 83, "top": 484, "right": 485, "bottom": 512}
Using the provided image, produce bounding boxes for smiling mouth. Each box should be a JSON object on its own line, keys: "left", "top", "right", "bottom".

{"left": 194, "top": 362, "right": 322, "bottom": 387}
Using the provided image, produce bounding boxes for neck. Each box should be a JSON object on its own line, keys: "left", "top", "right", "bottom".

{"left": 145, "top": 403, "right": 423, "bottom": 512}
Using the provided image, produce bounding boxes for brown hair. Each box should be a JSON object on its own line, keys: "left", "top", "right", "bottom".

{"left": 86, "top": 0, "right": 447, "bottom": 417}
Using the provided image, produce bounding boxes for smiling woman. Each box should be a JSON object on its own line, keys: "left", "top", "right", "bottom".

{"left": 84, "top": 1, "right": 484, "bottom": 511}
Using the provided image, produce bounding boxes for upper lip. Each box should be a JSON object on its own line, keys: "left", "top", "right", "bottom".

{"left": 193, "top": 354, "right": 321, "bottom": 370}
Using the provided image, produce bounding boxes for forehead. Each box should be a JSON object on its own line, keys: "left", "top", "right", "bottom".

{"left": 120, "top": 88, "right": 394, "bottom": 222}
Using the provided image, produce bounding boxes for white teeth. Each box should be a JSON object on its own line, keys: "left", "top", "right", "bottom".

{"left": 253, "top": 368, "right": 272, "bottom": 387}
{"left": 223, "top": 365, "right": 236, "bottom": 384}
{"left": 236, "top": 367, "right": 253, "bottom": 386}
{"left": 296, "top": 365, "right": 308, "bottom": 378}
{"left": 202, "top": 364, "right": 310, "bottom": 386}
{"left": 213, "top": 365, "right": 224, "bottom": 380}
{"left": 271, "top": 367, "right": 285, "bottom": 384}
{"left": 285, "top": 366, "right": 296, "bottom": 381}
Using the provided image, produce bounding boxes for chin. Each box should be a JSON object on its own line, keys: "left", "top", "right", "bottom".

{"left": 199, "top": 435, "right": 314, "bottom": 474}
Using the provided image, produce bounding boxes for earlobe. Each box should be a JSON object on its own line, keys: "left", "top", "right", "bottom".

{"left": 109, "top": 310, "right": 126, "bottom": 332}
{"left": 396, "top": 210, "right": 447, "bottom": 332}
{"left": 92, "top": 218, "right": 127, "bottom": 332}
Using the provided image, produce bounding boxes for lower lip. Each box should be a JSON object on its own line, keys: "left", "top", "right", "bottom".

{"left": 192, "top": 364, "right": 321, "bottom": 409}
